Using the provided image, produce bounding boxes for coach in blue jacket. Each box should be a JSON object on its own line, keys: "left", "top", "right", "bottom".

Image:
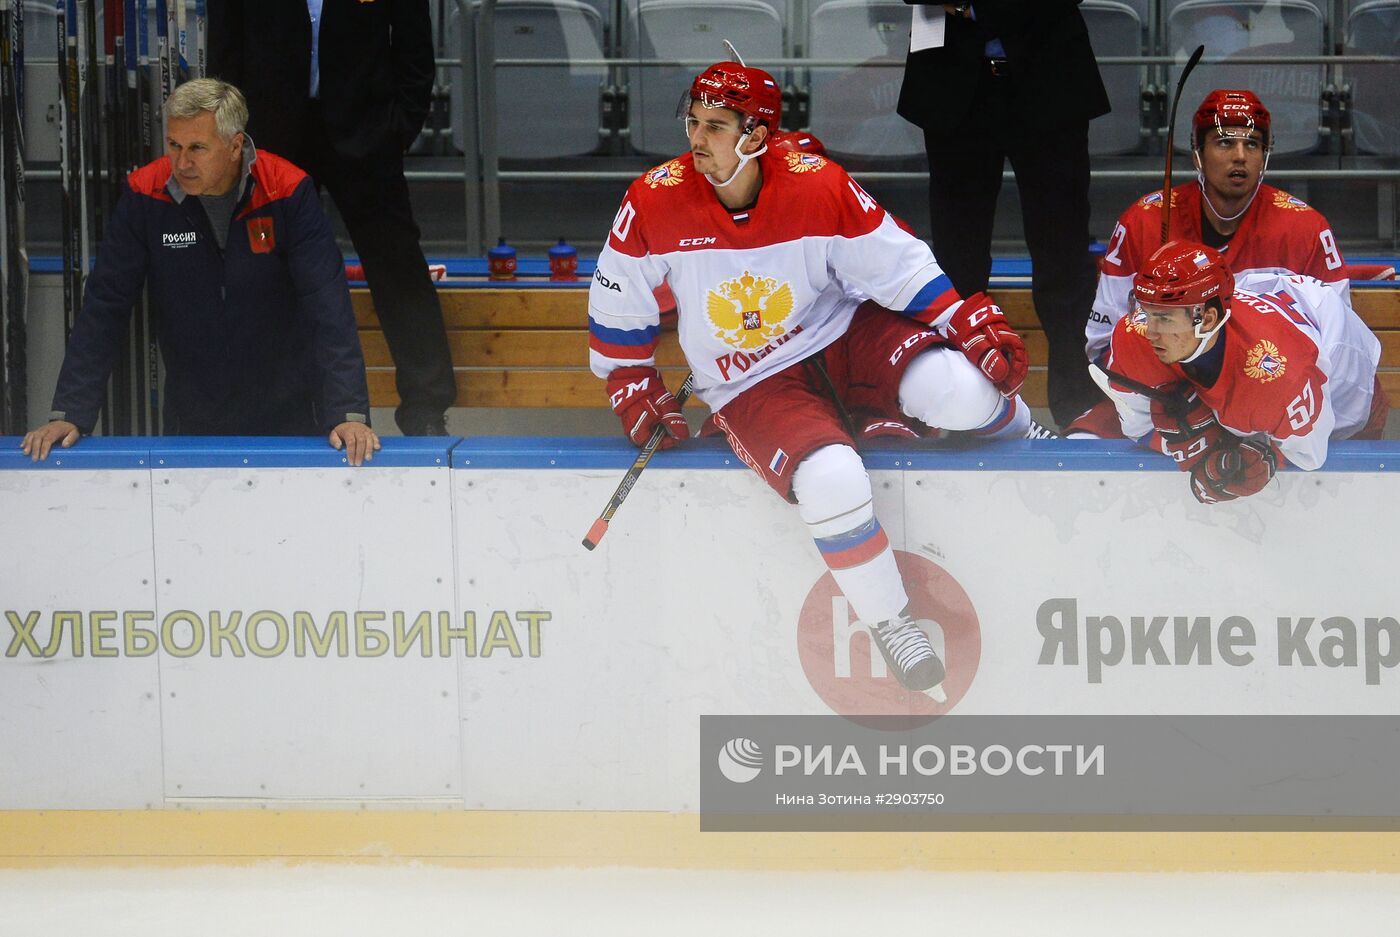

{"left": 21, "top": 79, "right": 379, "bottom": 466}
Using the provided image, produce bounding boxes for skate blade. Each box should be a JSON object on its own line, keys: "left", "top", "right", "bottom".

{"left": 924, "top": 682, "right": 948, "bottom": 704}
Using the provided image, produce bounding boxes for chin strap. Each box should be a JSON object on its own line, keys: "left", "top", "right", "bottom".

{"left": 1179, "top": 303, "right": 1232, "bottom": 364}
{"left": 704, "top": 131, "right": 766, "bottom": 189}
{"left": 1195, "top": 149, "right": 1271, "bottom": 224}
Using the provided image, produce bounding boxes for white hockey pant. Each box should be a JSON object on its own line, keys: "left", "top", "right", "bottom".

{"left": 898, "top": 346, "right": 1030, "bottom": 438}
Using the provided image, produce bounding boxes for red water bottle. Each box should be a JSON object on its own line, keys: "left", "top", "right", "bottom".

{"left": 488, "top": 238, "right": 517, "bottom": 281}
{"left": 548, "top": 238, "right": 578, "bottom": 281}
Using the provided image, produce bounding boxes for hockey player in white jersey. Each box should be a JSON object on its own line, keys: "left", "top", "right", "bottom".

{"left": 588, "top": 58, "right": 1036, "bottom": 694}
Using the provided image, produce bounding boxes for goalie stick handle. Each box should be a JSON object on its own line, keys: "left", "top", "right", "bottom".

{"left": 581, "top": 372, "right": 695, "bottom": 551}
{"left": 1160, "top": 44, "right": 1204, "bottom": 245}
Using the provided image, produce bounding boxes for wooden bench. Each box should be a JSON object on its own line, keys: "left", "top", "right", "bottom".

{"left": 353, "top": 287, "right": 1400, "bottom": 411}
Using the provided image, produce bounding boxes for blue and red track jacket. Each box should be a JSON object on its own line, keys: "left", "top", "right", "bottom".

{"left": 51, "top": 148, "right": 370, "bottom": 435}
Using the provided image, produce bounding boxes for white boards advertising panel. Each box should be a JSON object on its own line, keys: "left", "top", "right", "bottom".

{"left": 1, "top": 436, "right": 1396, "bottom": 810}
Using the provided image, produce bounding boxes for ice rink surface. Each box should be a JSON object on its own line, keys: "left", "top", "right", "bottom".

{"left": 4, "top": 866, "right": 1399, "bottom": 936}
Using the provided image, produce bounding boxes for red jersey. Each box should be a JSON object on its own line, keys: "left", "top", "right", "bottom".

{"left": 1088, "top": 182, "right": 1348, "bottom": 360}
{"left": 1101, "top": 273, "right": 1382, "bottom": 471}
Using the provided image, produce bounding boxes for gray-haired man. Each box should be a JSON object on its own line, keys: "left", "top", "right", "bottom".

{"left": 22, "top": 78, "right": 378, "bottom": 464}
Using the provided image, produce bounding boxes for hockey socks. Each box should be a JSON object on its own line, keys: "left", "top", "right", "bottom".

{"left": 792, "top": 444, "right": 908, "bottom": 624}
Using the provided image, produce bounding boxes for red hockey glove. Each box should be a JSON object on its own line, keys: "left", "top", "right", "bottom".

{"left": 1188, "top": 439, "right": 1280, "bottom": 504}
{"left": 944, "top": 292, "right": 1028, "bottom": 397}
{"left": 1150, "top": 388, "right": 1228, "bottom": 471}
{"left": 607, "top": 366, "right": 690, "bottom": 450}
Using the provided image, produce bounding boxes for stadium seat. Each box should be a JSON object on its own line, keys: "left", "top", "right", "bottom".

{"left": 805, "top": 0, "right": 922, "bottom": 160}
{"left": 1082, "top": 0, "right": 1148, "bottom": 155}
{"left": 622, "top": 0, "right": 784, "bottom": 157}
{"left": 20, "top": 3, "right": 60, "bottom": 163}
{"left": 449, "top": 0, "right": 608, "bottom": 160}
{"left": 619, "top": 0, "right": 789, "bottom": 50}
{"left": 1164, "top": 0, "right": 1326, "bottom": 155}
{"left": 1345, "top": 0, "right": 1400, "bottom": 156}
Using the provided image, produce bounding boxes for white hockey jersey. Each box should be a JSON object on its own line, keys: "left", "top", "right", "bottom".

{"left": 588, "top": 149, "right": 962, "bottom": 411}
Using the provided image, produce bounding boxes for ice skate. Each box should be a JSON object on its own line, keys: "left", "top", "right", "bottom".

{"left": 869, "top": 615, "right": 946, "bottom": 695}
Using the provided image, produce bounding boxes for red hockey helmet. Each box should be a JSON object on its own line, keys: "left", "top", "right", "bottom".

{"left": 770, "top": 130, "right": 826, "bottom": 157}
{"left": 684, "top": 61, "right": 782, "bottom": 132}
{"left": 1133, "top": 240, "right": 1235, "bottom": 310}
{"left": 1192, "top": 89, "right": 1271, "bottom": 150}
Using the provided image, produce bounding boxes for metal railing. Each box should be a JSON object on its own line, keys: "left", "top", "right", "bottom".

{"left": 423, "top": 0, "right": 1400, "bottom": 253}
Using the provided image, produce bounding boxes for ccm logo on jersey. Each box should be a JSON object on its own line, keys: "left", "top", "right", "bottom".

{"left": 593, "top": 269, "right": 622, "bottom": 293}
{"left": 162, "top": 231, "right": 197, "bottom": 249}
{"left": 679, "top": 237, "right": 717, "bottom": 247}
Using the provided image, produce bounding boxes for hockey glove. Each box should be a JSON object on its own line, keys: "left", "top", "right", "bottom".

{"left": 1150, "top": 387, "right": 1228, "bottom": 470}
{"left": 944, "top": 292, "right": 1029, "bottom": 397}
{"left": 607, "top": 366, "right": 690, "bottom": 450}
{"left": 1188, "top": 439, "right": 1280, "bottom": 504}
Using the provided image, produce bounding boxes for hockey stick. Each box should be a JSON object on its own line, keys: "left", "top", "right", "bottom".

{"left": 0, "top": 0, "right": 10, "bottom": 433}
{"left": 57, "top": 0, "right": 75, "bottom": 340}
{"left": 0, "top": 0, "right": 22, "bottom": 435}
{"left": 192, "top": 0, "right": 204, "bottom": 79}
{"left": 1160, "top": 44, "right": 1204, "bottom": 244}
{"left": 582, "top": 372, "right": 694, "bottom": 551}
{"left": 11, "top": 0, "right": 28, "bottom": 435}
{"left": 136, "top": 0, "right": 150, "bottom": 155}
{"left": 154, "top": 0, "right": 169, "bottom": 107}
{"left": 808, "top": 353, "right": 860, "bottom": 442}
{"left": 1089, "top": 360, "right": 1217, "bottom": 438}
{"left": 174, "top": 0, "right": 184, "bottom": 81}
{"left": 103, "top": 0, "right": 136, "bottom": 434}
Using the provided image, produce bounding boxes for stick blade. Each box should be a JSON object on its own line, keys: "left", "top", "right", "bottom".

{"left": 1183, "top": 44, "right": 1205, "bottom": 77}
{"left": 582, "top": 518, "right": 609, "bottom": 551}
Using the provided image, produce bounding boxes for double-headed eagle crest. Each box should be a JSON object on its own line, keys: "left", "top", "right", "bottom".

{"left": 706, "top": 271, "right": 795, "bottom": 350}
{"left": 1244, "top": 339, "right": 1287, "bottom": 382}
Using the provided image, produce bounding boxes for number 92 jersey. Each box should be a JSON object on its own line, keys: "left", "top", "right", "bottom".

{"left": 587, "top": 149, "right": 961, "bottom": 411}
{"left": 1087, "top": 182, "right": 1349, "bottom": 362}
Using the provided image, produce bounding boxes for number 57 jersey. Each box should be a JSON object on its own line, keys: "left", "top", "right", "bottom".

{"left": 587, "top": 150, "right": 961, "bottom": 411}
{"left": 1105, "top": 271, "right": 1382, "bottom": 470}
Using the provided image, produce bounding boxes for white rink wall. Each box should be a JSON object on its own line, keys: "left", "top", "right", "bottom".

{"left": 2, "top": 435, "right": 1399, "bottom": 812}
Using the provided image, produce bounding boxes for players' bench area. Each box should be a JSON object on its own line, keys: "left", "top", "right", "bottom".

{"left": 352, "top": 278, "right": 1400, "bottom": 415}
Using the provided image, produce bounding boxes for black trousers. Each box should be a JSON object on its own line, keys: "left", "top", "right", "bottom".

{"left": 922, "top": 74, "right": 1100, "bottom": 430}
{"left": 293, "top": 104, "right": 457, "bottom": 432}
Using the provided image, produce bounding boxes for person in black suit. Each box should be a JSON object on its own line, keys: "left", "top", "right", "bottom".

{"left": 897, "top": 1, "right": 1109, "bottom": 431}
{"left": 208, "top": 0, "right": 456, "bottom": 436}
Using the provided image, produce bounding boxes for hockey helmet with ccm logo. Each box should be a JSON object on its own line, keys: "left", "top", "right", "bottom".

{"left": 1134, "top": 240, "right": 1235, "bottom": 318}
{"left": 1133, "top": 241, "right": 1235, "bottom": 360}
{"left": 683, "top": 61, "right": 782, "bottom": 133}
{"left": 1193, "top": 89, "right": 1272, "bottom": 151}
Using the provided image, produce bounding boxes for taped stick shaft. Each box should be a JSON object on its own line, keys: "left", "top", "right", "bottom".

{"left": 581, "top": 372, "right": 694, "bottom": 551}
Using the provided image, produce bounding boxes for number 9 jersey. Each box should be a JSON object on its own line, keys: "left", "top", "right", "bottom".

{"left": 1087, "top": 183, "right": 1350, "bottom": 363}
